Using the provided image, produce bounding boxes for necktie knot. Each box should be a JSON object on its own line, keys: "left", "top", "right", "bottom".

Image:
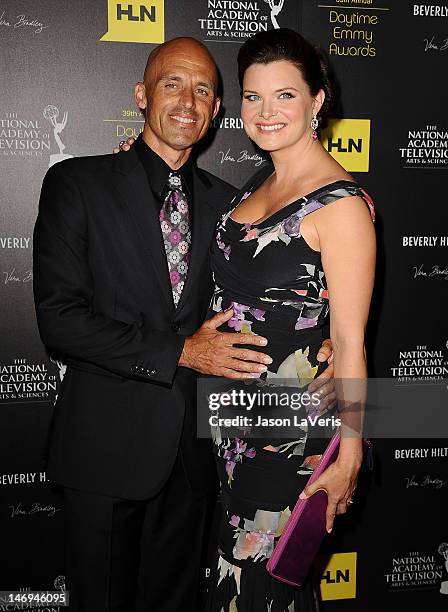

{"left": 167, "top": 171, "right": 183, "bottom": 192}
{"left": 163, "top": 172, "right": 185, "bottom": 213}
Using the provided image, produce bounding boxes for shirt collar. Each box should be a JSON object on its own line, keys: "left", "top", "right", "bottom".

{"left": 134, "top": 133, "right": 194, "bottom": 200}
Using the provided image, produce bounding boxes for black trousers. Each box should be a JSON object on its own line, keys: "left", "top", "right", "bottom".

{"left": 63, "top": 438, "right": 217, "bottom": 612}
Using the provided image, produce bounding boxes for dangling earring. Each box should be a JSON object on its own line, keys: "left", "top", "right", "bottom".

{"left": 311, "top": 115, "right": 319, "bottom": 141}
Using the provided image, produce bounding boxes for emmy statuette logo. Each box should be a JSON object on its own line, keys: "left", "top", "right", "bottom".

{"left": 54, "top": 576, "right": 66, "bottom": 593}
{"left": 439, "top": 543, "right": 448, "bottom": 595}
{"left": 43, "top": 105, "right": 73, "bottom": 168}
{"left": 264, "top": 0, "right": 284, "bottom": 29}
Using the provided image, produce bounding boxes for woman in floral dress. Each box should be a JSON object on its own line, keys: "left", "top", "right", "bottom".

{"left": 205, "top": 29, "right": 376, "bottom": 611}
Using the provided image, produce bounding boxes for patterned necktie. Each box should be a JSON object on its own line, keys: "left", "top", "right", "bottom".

{"left": 159, "top": 171, "right": 191, "bottom": 307}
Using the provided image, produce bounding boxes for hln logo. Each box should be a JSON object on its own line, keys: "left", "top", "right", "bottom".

{"left": 101, "top": 0, "right": 164, "bottom": 44}
{"left": 317, "top": 552, "right": 357, "bottom": 600}
{"left": 322, "top": 567, "right": 350, "bottom": 583}
{"left": 328, "top": 137, "right": 362, "bottom": 154}
{"left": 117, "top": 4, "right": 155, "bottom": 21}
{"left": 322, "top": 119, "right": 371, "bottom": 172}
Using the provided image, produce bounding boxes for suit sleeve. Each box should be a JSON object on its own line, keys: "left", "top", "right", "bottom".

{"left": 33, "top": 162, "right": 185, "bottom": 386}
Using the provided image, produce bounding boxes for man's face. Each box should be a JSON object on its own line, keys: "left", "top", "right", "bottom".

{"left": 136, "top": 40, "right": 220, "bottom": 153}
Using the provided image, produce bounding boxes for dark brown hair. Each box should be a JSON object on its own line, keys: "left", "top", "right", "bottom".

{"left": 237, "top": 28, "right": 333, "bottom": 129}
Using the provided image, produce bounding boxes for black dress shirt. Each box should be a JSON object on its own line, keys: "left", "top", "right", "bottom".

{"left": 134, "top": 133, "right": 194, "bottom": 214}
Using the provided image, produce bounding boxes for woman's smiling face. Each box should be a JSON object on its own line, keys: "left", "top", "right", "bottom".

{"left": 240, "top": 60, "right": 324, "bottom": 153}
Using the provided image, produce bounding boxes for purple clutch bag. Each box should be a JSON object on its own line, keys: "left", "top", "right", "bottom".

{"left": 266, "top": 431, "right": 372, "bottom": 587}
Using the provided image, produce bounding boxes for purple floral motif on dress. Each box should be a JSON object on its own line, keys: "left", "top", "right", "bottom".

{"left": 227, "top": 301, "right": 266, "bottom": 332}
{"left": 295, "top": 316, "right": 318, "bottom": 331}
{"left": 229, "top": 514, "right": 241, "bottom": 527}
{"left": 216, "top": 231, "right": 231, "bottom": 260}
{"left": 223, "top": 438, "right": 256, "bottom": 486}
{"left": 283, "top": 199, "right": 322, "bottom": 237}
{"left": 302, "top": 199, "right": 322, "bottom": 215}
{"left": 283, "top": 212, "right": 302, "bottom": 237}
{"left": 251, "top": 308, "right": 266, "bottom": 321}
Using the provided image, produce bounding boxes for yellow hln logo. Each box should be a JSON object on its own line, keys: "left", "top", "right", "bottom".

{"left": 317, "top": 552, "right": 357, "bottom": 600}
{"left": 322, "top": 119, "right": 371, "bottom": 172}
{"left": 101, "top": 0, "right": 164, "bottom": 44}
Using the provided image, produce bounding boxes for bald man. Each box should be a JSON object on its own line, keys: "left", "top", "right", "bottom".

{"left": 33, "top": 38, "right": 334, "bottom": 611}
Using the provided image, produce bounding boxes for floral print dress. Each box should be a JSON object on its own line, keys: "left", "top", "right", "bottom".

{"left": 204, "top": 165, "right": 375, "bottom": 612}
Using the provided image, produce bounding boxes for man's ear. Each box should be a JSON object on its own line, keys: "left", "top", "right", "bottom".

{"left": 134, "top": 82, "right": 147, "bottom": 111}
{"left": 212, "top": 96, "right": 221, "bottom": 121}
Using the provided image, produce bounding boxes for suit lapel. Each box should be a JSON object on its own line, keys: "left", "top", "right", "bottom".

{"left": 175, "top": 168, "right": 218, "bottom": 315}
{"left": 113, "top": 148, "right": 175, "bottom": 312}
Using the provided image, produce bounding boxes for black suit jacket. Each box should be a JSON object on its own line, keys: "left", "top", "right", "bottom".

{"left": 33, "top": 147, "right": 237, "bottom": 500}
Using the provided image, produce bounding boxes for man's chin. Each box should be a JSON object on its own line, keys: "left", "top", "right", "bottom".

{"left": 168, "top": 131, "right": 203, "bottom": 149}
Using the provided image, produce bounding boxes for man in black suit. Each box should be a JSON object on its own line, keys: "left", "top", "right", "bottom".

{"left": 33, "top": 38, "right": 334, "bottom": 611}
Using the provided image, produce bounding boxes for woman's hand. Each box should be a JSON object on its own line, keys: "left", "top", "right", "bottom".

{"left": 308, "top": 338, "right": 336, "bottom": 412}
{"left": 299, "top": 456, "right": 361, "bottom": 533}
{"left": 112, "top": 137, "right": 135, "bottom": 154}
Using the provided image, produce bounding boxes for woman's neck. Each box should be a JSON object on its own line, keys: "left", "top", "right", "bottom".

{"left": 270, "top": 138, "right": 327, "bottom": 186}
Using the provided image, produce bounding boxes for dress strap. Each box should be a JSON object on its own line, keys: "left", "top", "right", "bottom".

{"left": 308, "top": 182, "right": 375, "bottom": 223}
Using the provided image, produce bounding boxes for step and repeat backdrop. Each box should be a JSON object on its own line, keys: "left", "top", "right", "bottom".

{"left": 1, "top": 0, "right": 447, "bottom": 609}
